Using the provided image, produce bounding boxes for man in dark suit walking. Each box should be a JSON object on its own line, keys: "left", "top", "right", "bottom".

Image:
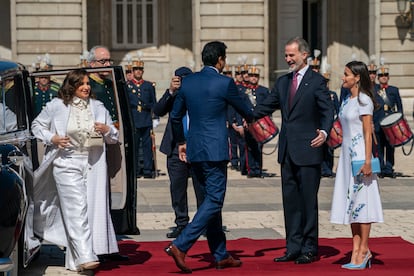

{"left": 153, "top": 67, "right": 203, "bottom": 239}
{"left": 164, "top": 41, "right": 254, "bottom": 273}
{"left": 253, "top": 37, "right": 333, "bottom": 264}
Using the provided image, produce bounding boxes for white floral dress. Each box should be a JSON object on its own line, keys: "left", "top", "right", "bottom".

{"left": 330, "top": 93, "right": 384, "bottom": 224}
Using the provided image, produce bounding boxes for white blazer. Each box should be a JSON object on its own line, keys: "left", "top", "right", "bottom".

{"left": 31, "top": 98, "right": 119, "bottom": 249}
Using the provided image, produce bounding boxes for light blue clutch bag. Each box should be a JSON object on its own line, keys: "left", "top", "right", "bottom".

{"left": 351, "top": 157, "right": 381, "bottom": 177}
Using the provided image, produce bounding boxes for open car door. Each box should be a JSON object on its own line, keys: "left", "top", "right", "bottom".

{"left": 0, "top": 59, "right": 38, "bottom": 273}
{"left": 29, "top": 66, "right": 139, "bottom": 235}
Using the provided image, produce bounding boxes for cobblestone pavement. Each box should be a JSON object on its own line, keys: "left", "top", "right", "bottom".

{"left": 17, "top": 114, "right": 414, "bottom": 275}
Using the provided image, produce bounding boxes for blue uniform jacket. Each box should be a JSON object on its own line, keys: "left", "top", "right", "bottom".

{"left": 127, "top": 79, "right": 156, "bottom": 128}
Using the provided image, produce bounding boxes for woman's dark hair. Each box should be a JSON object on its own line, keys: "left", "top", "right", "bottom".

{"left": 58, "top": 69, "right": 94, "bottom": 105}
{"left": 345, "top": 61, "right": 379, "bottom": 110}
{"left": 201, "top": 41, "right": 227, "bottom": 67}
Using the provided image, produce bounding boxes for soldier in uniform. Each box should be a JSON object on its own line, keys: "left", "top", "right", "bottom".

{"left": 87, "top": 45, "right": 119, "bottom": 126}
{"left": 33, "top": 56, "right": 60, "bottom": 117}
{"left": 234, "top": 65, "right": 243, "bottom": 86}
{"left": 223, "top": 64, "right": 240, "bottom": 170}
{"left": 87, "top": 46, "right": 129, "bottom": 262}
{"left": 321, "top": 72, "right": 339, "bottom": 177}
{"left": 127, "top": 59, "right": 157, "bottom": 178}
{"left": 368, "top": 62, "right": 385, "bottom": 168}
{"left": 228, "top": 63, "right": 251, "bottom": 175}
{"left": 125, "top": 64, "right": 134, "bottom": 81}
{"left": 375, "top": 66, "right": 403, "bottom": 178}
{"left": 244, "top": 65, "right": 270, "bottom": 177}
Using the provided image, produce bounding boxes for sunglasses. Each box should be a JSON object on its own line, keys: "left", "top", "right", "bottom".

{"left": 378, "top": 73, "right": 389, "bottom": 77}
{"left": 248, "top": 74, "right": 260, "bottom": 77}
{"left": 369, "top": 70, "right": 377, "bottom": 74}
{"left": 94, "top": 59, "right": 114, "bottom": 65}
{"left": 133, "top": 66, "right": 144, "bottom": 71}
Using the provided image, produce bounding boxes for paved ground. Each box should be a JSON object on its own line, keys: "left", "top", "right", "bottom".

{"left": 16, "top": 114, "right": 414, "bottom": 275}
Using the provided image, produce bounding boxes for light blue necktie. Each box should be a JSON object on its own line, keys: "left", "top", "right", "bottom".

{"left": 182, "top": 112, "right": 189, "bottom": 138}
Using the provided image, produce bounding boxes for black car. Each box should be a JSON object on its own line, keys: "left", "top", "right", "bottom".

{"left": 0, "top": 60, "right": 139, "bottom": 275}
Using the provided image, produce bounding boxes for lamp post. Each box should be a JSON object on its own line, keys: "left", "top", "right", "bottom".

{"left": 397, "top": 0, "right": 414, "bottom": 40}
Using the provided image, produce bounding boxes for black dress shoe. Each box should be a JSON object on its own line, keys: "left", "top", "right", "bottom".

{"left": 273, "top": 253, "right": 300, "bottom": 262}
{"left": 166, "top": 226, "right": 185, "bottom": 238}
{"left": 383, "top": 172, "right": 397, "bottom": 178}
{"left": 143, "top": 173, "right": 154, "bottom": 179}
{"left": 106, "top": 253, "right": 129, "bottom": 261}
{"left": 247, "top": 172, "right": 262, "bottom": 178}
{"left": 98, "top": 253, "right": 129, "bottom": 262}
{"left": 295, "top": 252, "right": 318, "bottom": 264}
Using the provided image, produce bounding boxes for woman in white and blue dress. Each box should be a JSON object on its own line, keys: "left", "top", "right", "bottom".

{"left": 330, "top": 61, "right": 383, "bottom": 270}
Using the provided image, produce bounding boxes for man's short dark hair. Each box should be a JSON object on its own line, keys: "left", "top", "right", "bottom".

{"left": 286, "top": 36, "right": 310, "bottom": 56}
{"left": 201, "top": 41, "right": 227, "bottom": 67}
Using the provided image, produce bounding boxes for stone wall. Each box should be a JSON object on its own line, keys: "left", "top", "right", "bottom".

{"left": 12, "top": 0, "right": 85, "bottom": 69}
{"left": 194, "top": 0, "right": 268, "bottom": 87}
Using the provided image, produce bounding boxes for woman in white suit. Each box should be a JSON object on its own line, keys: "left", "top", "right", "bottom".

{"left": 31, "top": 69, "right": 120, "bottom": 271}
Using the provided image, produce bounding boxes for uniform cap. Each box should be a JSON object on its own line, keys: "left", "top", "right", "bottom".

{"left": 241, "top": 64, "right": 249, "bottom": 73}
{"left": 132, "top": 60, "right": 144, "bottom": 68}
{"left": 223, "top": 64, "right": 232, "bottom": 73}
{"left": 378, "top": 66, "right": 389, "bottom": 76}
{"left": 368, "top": 63, "right": 377, "bottom": 72}
{"left": 37, "top": 53, "right": 53, "bottom": 71}
{"left": 310, "top": 57, "right": 320, "bottom": 69}
{"left": 125, "top": 64, "right": 132, "bottom": 72}
{"left": 248, "top": 66, "right": 260, "bottom": 75}
{"left": 235, "top": 65, "right": 242, "bottom": 74}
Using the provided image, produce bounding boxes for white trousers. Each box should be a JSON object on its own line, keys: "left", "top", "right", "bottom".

{"left": 53, "top": 153, "right": 98, "bottom": 271}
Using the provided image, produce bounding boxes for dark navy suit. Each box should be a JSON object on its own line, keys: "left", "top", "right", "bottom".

{"left": 254, "top": 66, "right": 333, "bottom": 256}
{"left": 153, "top": 89, "right": 203, "bottom": 228}
{"left": 374, "top": 84, "right": 403, "bottom": 175}
{"left": 170, "top": 66, "right": 253, "bottom": 262}
{"left": 127, "top": 79, "right": 156, "bottom": 176}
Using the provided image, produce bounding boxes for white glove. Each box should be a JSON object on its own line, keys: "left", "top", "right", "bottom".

{"left": 152, "top": 118, "right": 160, "bottom": 129}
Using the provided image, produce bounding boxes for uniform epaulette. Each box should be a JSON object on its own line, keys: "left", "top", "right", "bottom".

{"left": 50, "top": 82, "right": 60, "bottom": 92}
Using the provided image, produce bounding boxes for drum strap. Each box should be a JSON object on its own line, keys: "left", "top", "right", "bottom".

{"left": 402, "top": 140, "right": 414, "bottom": 156}
{"left": 372, "top": 132, "right": 379, "bottom": 158}
{"left": 377, "top": 89, "right": 393, "bottom": 109}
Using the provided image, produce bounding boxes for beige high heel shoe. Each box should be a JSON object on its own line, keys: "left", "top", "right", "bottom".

{"left": 80, "top": 261, "right": 100, "bottom": 270}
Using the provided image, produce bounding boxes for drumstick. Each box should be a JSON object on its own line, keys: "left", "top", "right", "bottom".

{"left": 372, "top": 130, "right": 378, "bottom": 146}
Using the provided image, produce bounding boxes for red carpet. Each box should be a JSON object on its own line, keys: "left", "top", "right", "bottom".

{"left": 95, "top": 237, "right": 414, "bottom": 275}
